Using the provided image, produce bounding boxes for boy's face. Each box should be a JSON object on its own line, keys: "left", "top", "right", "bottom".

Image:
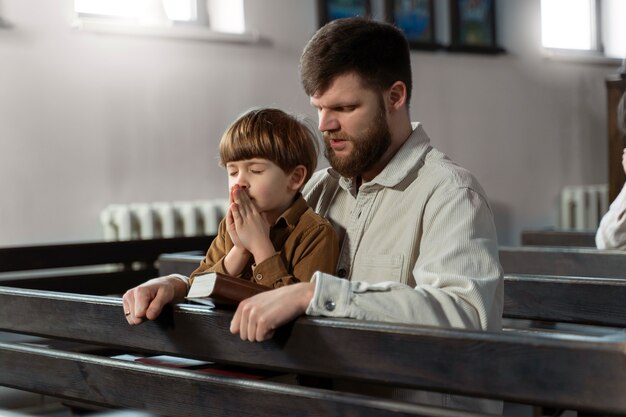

{"left": 226, "top": 158, "right": 298, "bottom": 217}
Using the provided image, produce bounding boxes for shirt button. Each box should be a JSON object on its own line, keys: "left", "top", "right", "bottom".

{"left": 324, "top": 300, "right": 336, "bottom": 311}
{"left": 255, "top": 274, "right": 263, "bottom": 281}
{"left": 337, "top": 268, "right": 347, "bottom": 278}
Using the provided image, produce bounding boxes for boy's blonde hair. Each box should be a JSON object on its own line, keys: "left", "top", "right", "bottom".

{"left": 219, "top": 108, "right": 319, "bottom": 185}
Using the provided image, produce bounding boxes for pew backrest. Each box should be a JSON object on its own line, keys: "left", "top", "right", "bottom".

{"left": 1, "top": 286, "right": 626, "bottom": 415}
{"left": 499, "top": 246, "right": 626, "bottom": 278}
{"left": 0, "top": 237, "right": 213, "bottom": 294}
{"left": 520, "top": 230, "right": 596, "bottom": 248}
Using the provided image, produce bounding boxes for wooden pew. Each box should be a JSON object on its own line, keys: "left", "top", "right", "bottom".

{"left": 520, "top": 229, "right": 596, "bottom": 248}
{"left": 158, "top": 252, "right": 626, "bottom": 329}
{"left": 499, "top": 246, "right": 626, "bottom": 278}
{"left": 1, "top": 286, "right": 626, "bottom": 416}
{"left": 503, "top": 274, "right": 626, "bottom": 327}
{"left": 0, "top": 237, "right": 214, "bottom": 295}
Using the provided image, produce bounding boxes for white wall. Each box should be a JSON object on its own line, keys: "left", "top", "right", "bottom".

{"left": 0, "top": 0, "right": 617, "bottom": 246}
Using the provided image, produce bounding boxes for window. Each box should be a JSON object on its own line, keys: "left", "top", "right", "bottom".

{"left": 541, "top": 0, "right": 598, "bottom": 51}
{"left": 73, "top": 0, "right": 254, "bottom": 41}
{"left": 541, "top": 0, "right": 625, "bottom": 60}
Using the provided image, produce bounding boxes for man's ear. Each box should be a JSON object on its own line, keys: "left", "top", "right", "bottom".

{"left": 288, "top": 165, "right": 307, "bottom": 191}
{"left": 387, "top": 81, "right": 407, "bottom": 111}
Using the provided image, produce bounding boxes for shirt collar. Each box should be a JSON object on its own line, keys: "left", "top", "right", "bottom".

{"left": 274, "top": 193, "right": 309, "bottom": 228}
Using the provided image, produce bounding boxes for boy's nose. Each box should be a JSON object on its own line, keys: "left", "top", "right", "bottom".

{"left": 235, "top": 178, "right": 249, "bottom": 189}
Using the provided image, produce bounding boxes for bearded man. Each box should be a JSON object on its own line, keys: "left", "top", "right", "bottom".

{"left": 123, "top": 16, "right": 503, "bottom": 415}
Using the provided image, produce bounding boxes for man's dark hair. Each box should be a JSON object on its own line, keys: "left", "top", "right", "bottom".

{"left": 300, "top": 17, "right": 412, "bottom": 103}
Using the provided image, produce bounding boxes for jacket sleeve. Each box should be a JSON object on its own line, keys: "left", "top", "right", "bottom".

{"left": 306, "top": 187, "right": 503, "bottom": 332}
{"left": 596, "top": 184, "right": 626, "bottom": 250}
{"left": 188, "top": 218, "right": 231, "bottom": 284}
{"left": 252, "top": 222, "right": 339, "bottom": 288}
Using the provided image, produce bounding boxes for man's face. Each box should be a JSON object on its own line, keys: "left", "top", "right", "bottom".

{"left": 310, "top": 73, "right": 391, "bottom": 178}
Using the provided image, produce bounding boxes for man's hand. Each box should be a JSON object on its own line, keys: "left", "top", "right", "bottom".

{"left": 230, "top": 282, "right": 315, "bottom": 342}
{"left": 621, "top": 148, "right": 626, "bottom": 174}
{"left": 122, "top": 275, "right": 187, "bottom": 325}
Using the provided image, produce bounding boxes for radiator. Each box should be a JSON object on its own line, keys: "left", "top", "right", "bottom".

{"left": 560, "top": 185, "right": 608, "bottom": 230}
{"left": 100, "top": 199, "right": 229, "bottom": 241}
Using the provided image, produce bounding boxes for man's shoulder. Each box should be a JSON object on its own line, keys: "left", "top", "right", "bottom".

{"left": 420, "top": 147, "right": 486, "bottom": 196}
{"left": 304, "top": 168, "right": 337, "bottom": 190}
{"left": 302, "top": 168, "right": 341, "bottom": 207}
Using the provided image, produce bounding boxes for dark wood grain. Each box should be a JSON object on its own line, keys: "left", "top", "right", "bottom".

{"left": 0, "top": 236, "right": 214, "bottom": 272}
{"left": 1, "top": 287, "right": 626, "bottom": 413}
{"left": 0, "top": 342, "right": 481, "bottom": 417}
{"left": 0, "top": 269, "right": 152, "bottom": 294}
{"left": 503, "top": 274, "right": 626, "bottom": 327}
{"left": 158, "top": 251, "right": 205, "bottom": 276}
{"left": 520, "top": 230, "right": 596, "bottom": 248}
{"left": 499, "top": 246, "right": 626, "bottom": 278}
{"left": 0, "top": 237, "right": 213, "bottom": 294}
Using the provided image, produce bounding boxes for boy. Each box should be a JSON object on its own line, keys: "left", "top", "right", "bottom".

{"left": 187, "top": 107, "right": 339, "bottom": 288}
{"left": 122, "top": 108, "right": 339, "bottom": 322}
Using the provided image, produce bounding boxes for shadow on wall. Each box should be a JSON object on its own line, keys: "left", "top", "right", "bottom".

{"left": 490, "top": 200, "right": 512, "bottom": 246}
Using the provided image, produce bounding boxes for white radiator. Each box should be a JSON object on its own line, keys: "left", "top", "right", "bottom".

{"left": 100, "top": 199, "right": 229, "bottom": 241}
{"left": 560, "top": 185, "right": 608, "bottom": 230}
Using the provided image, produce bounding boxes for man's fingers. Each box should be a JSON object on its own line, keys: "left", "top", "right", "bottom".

{"left": 230, "top": 307, "right": 242, "bottom": 335}
{"left": 122, "top": 291, "right": 134, "bottom": 325}
{"left": 145, "top": 286, "right": 171, "bottom": 320}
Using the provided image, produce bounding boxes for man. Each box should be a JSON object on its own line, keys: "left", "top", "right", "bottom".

{"left": 123, "top": 17, "right": 503, "bottom": 414}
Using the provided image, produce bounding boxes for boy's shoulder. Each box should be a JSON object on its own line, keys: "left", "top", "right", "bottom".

{"left": 291, "top": 206, "right": 337, "bottom": 244}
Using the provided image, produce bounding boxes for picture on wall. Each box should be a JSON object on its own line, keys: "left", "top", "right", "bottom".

{"left": 448, "top": 0, "right": 503, "bottom": 53}
{"left": 317, "top": 0, "right": 371, "bottom": 28}
{"left": 385, "top": 0, "right": 440, "bottom": 50}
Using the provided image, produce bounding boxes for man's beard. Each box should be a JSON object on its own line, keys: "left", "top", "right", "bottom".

{"left": 323, "top": 106, "right": 391, "bottom": 179}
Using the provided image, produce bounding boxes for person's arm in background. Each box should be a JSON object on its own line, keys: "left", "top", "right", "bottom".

{"left": 596, "top": 149, "right": 626, "bottom": 250}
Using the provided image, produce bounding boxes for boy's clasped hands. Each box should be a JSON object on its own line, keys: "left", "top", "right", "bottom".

{"left": 223, "top": 184, "right": 275, "bottom": 276}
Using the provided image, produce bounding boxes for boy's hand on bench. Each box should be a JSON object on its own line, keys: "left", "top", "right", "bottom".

{"left": 123, "top": 276, "right": 187, "bottom": 325}
{"left": 230, "top": 282, "right": 315, "bottom": 342}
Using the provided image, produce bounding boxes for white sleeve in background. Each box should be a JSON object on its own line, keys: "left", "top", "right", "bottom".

{"left": 596, "top": 184, "right": 626, "bottom": 249}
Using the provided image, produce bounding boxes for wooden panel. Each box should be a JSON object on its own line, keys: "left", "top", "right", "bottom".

{"left": 158, "top": 252, "right": 205, "bottom": 276}
{"left": 1, "top": 287, "right": 626, "bottom": 413}
{"left": 503, "top": 275, "right": 626, "bottom": 327}
{"left": 0, "top": 343, "right": 477, "bottom": 417}
{"left": 499, "top": 246, "right": 626, "bottom": 278}
{"left": 159, "top": 252, "right": 205, "bottom": 276}
{"left": 0, "top": 269, "right": 153, "bottom": 295}
{"left": 520, "top": 230, "right": 595, "bottom": 248}
{"left": 0, "top": 236, "right": 214, "bottom": 272}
